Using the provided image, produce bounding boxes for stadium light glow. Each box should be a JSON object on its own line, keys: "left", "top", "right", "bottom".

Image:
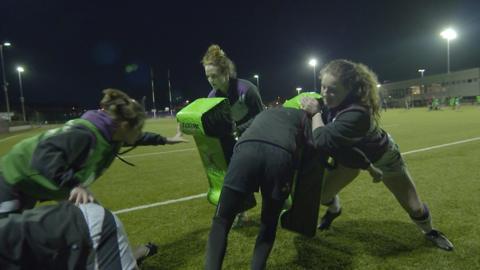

{"left": 440, "top": 28, "right": 457, "bottom": 41}
{"left": 17, "top": 66, "right": 24, "bottom": 72}
{"left": 418, "top": 69, "right": 425, "bottom": 77}
{"left": 1, "top": 42, "right": 12, "bottom": 119}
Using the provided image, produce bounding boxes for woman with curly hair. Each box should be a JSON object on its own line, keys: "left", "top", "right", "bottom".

{"left": 301, "top": 59, "right": 453, "bottom": 251}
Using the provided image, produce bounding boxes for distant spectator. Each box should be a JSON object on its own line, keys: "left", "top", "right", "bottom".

{"left": 449, "top": 96, "right": 456, "bottom": 109}
{"left": 381, "top": 98, "right": 388, "bottom": 112}
{"left": 454, "top": 96, "right": 462, "bottom": 110}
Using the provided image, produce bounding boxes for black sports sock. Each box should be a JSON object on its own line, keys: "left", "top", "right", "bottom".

{"left": 205, "top": 187, "right": 247, "bottom": 270}
{"left": 410, "top": 203, "right": 433, "bottom": 233}
{"left": 206, "top": 217, "right": 231, "bottom": 270}
{"left": 251, "top": 198, "right": 283, "bottom": 270}
{"left": 251, "top": 224, "right": 276, "bottom": 270}
{"left": 323, "top": 195, "right": 341, "bottom": 213}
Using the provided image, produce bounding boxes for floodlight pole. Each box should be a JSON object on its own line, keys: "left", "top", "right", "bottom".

{"left": 17, "top": 67, "right": 26, "bottom": 122}
{"left": 309, "top": 58, "right": 318, "bottom": 91}
{"left": 253, "top": 74, "right": 260, "bottom": 91}
{"left": 168, "top": 69, "right": 173, "bottom": 116}
{"left": 296, "top": 87, "right": 302, "bottom": 95}
{"left": 0, "top": 43, "right": 12, "bottom": 119}
{"left": 150, "top": 66, "right": 156, "bottom": 118}
{"left": 440, "top": 28, "right": 457, "bottom": 74}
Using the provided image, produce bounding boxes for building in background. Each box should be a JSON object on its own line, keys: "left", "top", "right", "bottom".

{"left": 380, "top": 68, "right": 480, "bottom": 108}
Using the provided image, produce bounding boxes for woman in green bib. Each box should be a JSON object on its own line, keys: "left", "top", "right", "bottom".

{"left": 0, "top": 89, "right": 186, "bottom": 217}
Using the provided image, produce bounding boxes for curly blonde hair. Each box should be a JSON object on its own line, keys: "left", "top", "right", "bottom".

{"left": 201, "top": 44, "right": 237, "bottom": 79}
{"left": 100, "top": 88, "right": 146, "bottom": 128}
{"left": 320, "top": 59, "right": 381, "bottom": 127}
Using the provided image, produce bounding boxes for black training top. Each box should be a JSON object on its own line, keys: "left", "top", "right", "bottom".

{"left": 30, "top": 126, "right": 167, "bottom": 188}
{"left": 0, "top": 202, "right": 91, "bottom": 269}
{"left": 208, "top": 78, "right": 264, "bottom": 134}
{"left": 238, "top": 107, "right": 312, "bottom": 158}
{"left": 313, "top": 104, "right": 389, "bottom": 169}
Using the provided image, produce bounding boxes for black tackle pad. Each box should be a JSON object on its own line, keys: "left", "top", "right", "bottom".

{"left": 280, "top": 147, "right": 325, "bottom": 237}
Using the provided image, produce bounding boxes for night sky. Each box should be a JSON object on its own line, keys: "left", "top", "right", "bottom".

{"left": 1, "top": 0, "right": 479, "bottom": 112}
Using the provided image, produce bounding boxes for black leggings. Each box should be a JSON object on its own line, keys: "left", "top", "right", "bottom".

{"left": 205, "top": 186, "right": 285, "bottom": 270}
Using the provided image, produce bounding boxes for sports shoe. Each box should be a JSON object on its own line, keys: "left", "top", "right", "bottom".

{"left": 425, "top": 229, "right": 454, "bottom": 251}
{"left": 317, "top": 209, "right": 342, "bottom": 230}
{"left": 136, "top": 242, "right": 158, "bottom": 265}
{"left": 232, "top": 212, "right": 249, "bottom": 228}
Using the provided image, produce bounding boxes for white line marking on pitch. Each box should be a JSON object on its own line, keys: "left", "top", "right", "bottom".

{"left": 402, "top": 137, "right": 480, "bottom": 156}
{"left": 122, "top": 148, "right": 197, "bottom": 158}
{"left": 113, "top": 193, "right": 206, "bottom": 214}
{"left": 113, "top": 136, "right": 480, "bottom": 215}
{"left": 0, "top": 134, "right": 26, "bottom": 142}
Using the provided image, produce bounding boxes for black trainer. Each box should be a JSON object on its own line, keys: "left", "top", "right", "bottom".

{"left": 137, "top": 242, "right": 159, "bottom": 265}
{"left": 318, "top": 209, "right": 342, "bottom": 230}
{"left": 425, "top": 229, "right": 454, "bottom": 251}
{"left": 232, "top": 212, "right": 249, "bottom": 228}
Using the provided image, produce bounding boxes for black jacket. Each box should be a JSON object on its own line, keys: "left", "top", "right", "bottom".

{"left": 314, "top": 104, "right": 389, "bottom": 169}
{"left": 0, "top": 203, "right": 91, "bottom": 270}
{"left": 238, "top": 107, "right": 312, "bottom": 160}
{"left": 208, "top": 78, "right": 264, "bottom": 134}
{"left": 31, "top": 125, "right": 167, "bottom": 188}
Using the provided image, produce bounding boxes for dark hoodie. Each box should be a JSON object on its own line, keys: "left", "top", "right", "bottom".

{"left": 313, "top": 95, "right": 389, "bottom": 168}
{"left": 0, "top": 202, "right": 91, "bottom": 270}
{"left": 208, "top": 78, "right": 264, "bottom": 134}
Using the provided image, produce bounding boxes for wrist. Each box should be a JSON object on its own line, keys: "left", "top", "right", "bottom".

{"left": 311, "top": 112, "right": 322, "bottom": 120}
{"left": 311, "top": 112, "right": 324, "bottom": 129}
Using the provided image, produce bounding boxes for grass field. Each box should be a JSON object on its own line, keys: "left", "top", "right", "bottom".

{"left": 1, "top": 106, "right": 480, "bottom": 270}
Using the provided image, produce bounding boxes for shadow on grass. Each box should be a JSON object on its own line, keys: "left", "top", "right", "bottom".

{"left": 326, "top": 219, "right": 424, "bottom": 256}
{"left": 140, "top": 228, "right": 209, "bottom": 270}
{"left": 271, "top": 219, "right": 423, "bottom": 270}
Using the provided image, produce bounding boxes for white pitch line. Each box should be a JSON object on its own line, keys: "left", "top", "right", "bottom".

{"left": 0, "top": 134, "right": 25, "bottom": 142}
{"left": 123, "top": 147, "right": 196, "bottom": 158}
{"left": 113, "top": 193, "right": 206, "bottom": 214}
{"left": 121, "top": 136, "right": 480, "bottom": 160}
{"left": 402, "top": 137, "right": 480, "bottom": 156}
{"left": 113, "top": 136, "right": 480, "bottom": 215}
